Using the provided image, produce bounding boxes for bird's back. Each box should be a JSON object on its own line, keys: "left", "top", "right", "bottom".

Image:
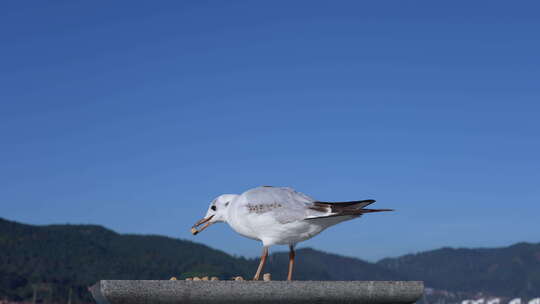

{"left": 235, "top": 186, "right": 315, "bottom": 224}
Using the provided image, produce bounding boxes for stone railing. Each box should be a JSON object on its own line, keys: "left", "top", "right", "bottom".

{"left": 90, "top": 280, "right": 424, "bottom": 304}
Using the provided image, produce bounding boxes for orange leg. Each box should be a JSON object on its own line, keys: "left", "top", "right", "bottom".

{"left": 287, "top": 245, "right": 295, "bottom": 281}
{"left": 253, "top": 247, "right": 269, "bottom": 280}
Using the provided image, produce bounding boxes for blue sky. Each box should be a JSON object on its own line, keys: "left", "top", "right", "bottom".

{"left": 1, "top": 1, "right": 539, "bottom": 261}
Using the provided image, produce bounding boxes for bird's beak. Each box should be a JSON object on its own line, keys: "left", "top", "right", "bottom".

{"left": 191, "top": 215, "right": 214, "bottom": 235}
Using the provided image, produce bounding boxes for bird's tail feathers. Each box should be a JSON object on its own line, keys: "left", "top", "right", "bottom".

{"left": 313, "top": 199, "right": 375, "bottom": 211}
{"left": 356, "top": 208, "right": 394, "bottom": 213}
{"left": 306, "top": 200, "right": 393, "bottom": 220}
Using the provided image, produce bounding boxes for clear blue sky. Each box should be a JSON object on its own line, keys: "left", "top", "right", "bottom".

{"left": 1, "top": 1, "right": 539, "bottom": 261}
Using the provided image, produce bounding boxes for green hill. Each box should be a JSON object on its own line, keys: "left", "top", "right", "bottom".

{"left": 377, "top": 242, "right": 540, "bottom": 297}
{"left": 2, "top": 217, "right": 539, "bottom": 302}
{"left": 0, "top": 218, "right": 397, "bottom": 302}
{"left": 265, "top": 248, "right": 404, "bottom": 281}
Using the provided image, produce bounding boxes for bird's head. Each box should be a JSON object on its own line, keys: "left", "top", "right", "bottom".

{"left": 191, "top": 194, "right": 237, "bottom": 235}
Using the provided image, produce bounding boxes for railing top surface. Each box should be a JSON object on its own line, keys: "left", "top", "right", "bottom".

{"left": 90, "top": 280, "right": 424, "bottom": 304}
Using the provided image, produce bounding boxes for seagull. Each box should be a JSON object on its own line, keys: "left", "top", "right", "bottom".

{"left": 191, "top": 186, "right": 392, "bottom": 281}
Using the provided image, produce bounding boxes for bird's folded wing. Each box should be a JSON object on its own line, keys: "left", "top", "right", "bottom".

{"left": 239, "top": 186, "right": 388, "bottom": 223}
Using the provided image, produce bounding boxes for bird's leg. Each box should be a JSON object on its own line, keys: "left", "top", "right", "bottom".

{"left": 287, "top": 245, "right": 295, "bottom": 281}
{"left": 253, "top": 247, "right": 269, "bottom": 281}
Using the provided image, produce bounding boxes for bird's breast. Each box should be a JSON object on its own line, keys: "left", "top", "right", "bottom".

{"left": 226, "top": 208, "right": 261, "bottom": 241}
{"left": 227, "top": 209, "right": 326, "bottom": 246}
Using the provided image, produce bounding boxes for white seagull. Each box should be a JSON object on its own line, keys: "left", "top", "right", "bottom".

{"left": 191, "top": 186, "right": 392, "bottom": 281}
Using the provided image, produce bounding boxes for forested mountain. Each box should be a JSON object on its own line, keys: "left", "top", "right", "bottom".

{"left": 378, "top": 242, "right": 540, "bottom": 297}
{"left": 264, "top": 247, "right": 403, "bottom": 281}
{"left": 0, "top": 218, "right": 397, "bottom": 302}
{"left": 1, "top": 217, "right": 539, "bottom": 303}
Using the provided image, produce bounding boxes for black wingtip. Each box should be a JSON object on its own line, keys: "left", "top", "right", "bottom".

{"left": 360, "top": 208, "right": 394, "bottom": 213}
{"left": 315, "top": 199, "right": 376, "bottom": 205}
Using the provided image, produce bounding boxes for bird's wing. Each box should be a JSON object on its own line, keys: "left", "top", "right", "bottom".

{"left": 237, "top": 186, "right": 390, "bottom": 223}
{"left": 237, "top": 186, "right": 315, "bottom": 224}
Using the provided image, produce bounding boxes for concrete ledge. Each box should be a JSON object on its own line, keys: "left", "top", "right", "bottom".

{"left": 90, "top": 280, "right": 424, "bottom": 304}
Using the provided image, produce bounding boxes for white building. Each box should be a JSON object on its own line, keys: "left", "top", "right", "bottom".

{"left": 528, "top": 298, "right": 540, "bottom": 304}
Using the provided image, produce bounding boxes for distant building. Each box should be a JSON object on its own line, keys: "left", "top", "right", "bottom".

{"left": 487, "top": 298, "right": 501, "bottom": 304}
{"left": 509, "top": 298, "right": 522, "bottom": 304}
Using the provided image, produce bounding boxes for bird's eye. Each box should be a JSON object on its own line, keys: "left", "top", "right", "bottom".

{"left": 211, "top": 205, "right": 217, "bottom": 211}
